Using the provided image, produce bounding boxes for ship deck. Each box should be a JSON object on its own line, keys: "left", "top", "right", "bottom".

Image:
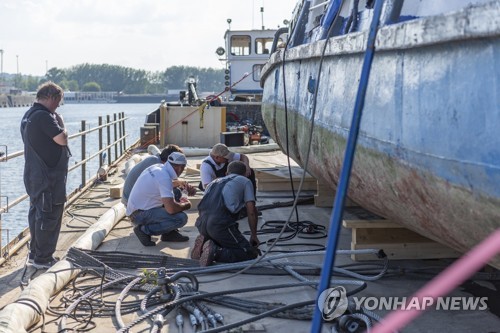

{"left": 0, "top": 146, "right": 499, "bottom": 332}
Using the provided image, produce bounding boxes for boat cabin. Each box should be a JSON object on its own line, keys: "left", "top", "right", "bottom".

{"left": 222, "top": 29, "right": 283, "bottom": 101}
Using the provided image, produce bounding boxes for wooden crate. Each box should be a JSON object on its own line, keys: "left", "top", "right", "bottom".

{"left": 342, "top": 218, "right": 460, "bottom": 261}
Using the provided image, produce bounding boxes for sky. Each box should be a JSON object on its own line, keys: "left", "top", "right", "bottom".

{"left": 0, "top": 0, "right": 296, "bottom": 77}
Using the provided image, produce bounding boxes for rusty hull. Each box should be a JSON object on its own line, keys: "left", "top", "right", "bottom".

{"left": 260, "top": 2, "right": 500, "bottom": 268}
{"left": 262, "top": 107, "right": 500, "bottom": 268}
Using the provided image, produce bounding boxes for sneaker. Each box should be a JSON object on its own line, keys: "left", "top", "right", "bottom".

{"left": 134, "top": 226, "right": 156, "bottom": 246}
{"left": 190, "top": 235, "right": 206, "bottom": 260}
{"left": 32, "top": 257, "right": 59, "bottom": 269}
{"left": 199, "top": 240, "right": 218, "bottom": 267}
{"left": 161, "top": 230, "right": 189, "bottom": 242}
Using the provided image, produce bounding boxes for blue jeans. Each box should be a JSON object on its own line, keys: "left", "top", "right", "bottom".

{"left": 132, "top": 207, "right": 187, "bottom": 236}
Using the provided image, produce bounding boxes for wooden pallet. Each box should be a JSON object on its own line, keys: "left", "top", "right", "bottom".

{"left": 255, "top": 166, "right": 317, "bottom": 191}
{"left": 342, "top": 216, "right": 461, "bottom": 261}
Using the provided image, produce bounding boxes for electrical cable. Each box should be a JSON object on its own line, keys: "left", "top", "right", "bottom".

{"left": 48, "top": 248, "right": 388, "bottom": 332}
{"left": 312, "top": 0, "right": 385, "bottom": 330}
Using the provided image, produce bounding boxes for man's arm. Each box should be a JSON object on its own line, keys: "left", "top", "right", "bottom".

{"left": 53, "top": 112, "right": 68, "bottom": 146}
{"left": 239, "top": 154, "right": 252, "bottom": 177}
{"left": 162, "top": 197, "right": 191, "bottom": 214}
{"left": 245, "top": 201, "right": 259, "bottom": 246}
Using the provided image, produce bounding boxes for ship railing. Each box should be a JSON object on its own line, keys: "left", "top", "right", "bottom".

{"left": 0, "top": 112, "right": 136, "bottom": 264}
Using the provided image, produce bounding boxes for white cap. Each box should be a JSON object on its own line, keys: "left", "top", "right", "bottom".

{"left": 168, "top": 152, "right": 187, "bottom": 165}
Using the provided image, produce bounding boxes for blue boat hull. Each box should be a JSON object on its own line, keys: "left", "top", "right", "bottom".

{"left": 261, "top": 2, "right": 500, "bottom": 267}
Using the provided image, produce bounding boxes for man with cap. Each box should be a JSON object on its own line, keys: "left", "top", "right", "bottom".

{"left": 199, "top": 143, "right": 256, "bottom": 194}
{"left": 126, "top": 152, "right": 191, "bottom": 246}
{"left": 122, "top": 144, "right": 195, "bottom": 206}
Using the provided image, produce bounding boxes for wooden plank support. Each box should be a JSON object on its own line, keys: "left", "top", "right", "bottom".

{"left": 255, "top": 166, "right": 317, "bottom": 191}
{"left": 315, "top": 181, "right": 335, "bottom": 207}
{"left": 314, "top": 181, "right": 357, "bottom": 207}
{"left": 184, "top": 166, "right": 200, "bottom": 176}
{"left": 342, "top": 217, "right": 460, "bottom": 261}
{"left": 109, "top": 183, "right": 124, "bottom": 199}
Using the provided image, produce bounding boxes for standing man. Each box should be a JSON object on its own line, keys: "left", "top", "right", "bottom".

{"left": 199, "top": 143, "right": 256, "bottom": 194}
{"left": 20, "top": 81, "right": 70, "bottom": 269}
{"left": 122, "top": 144, "right": 195, "bottom": 206}
{"left": 126, "top": 152, "right": 191, "bottom": 246}
{"left": 193, "top": 161, "right": 260, "bottom": 266}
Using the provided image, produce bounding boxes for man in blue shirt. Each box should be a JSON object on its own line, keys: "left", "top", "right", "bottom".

{"left": 193, "top": 161, "right": 260, "bottom": 266}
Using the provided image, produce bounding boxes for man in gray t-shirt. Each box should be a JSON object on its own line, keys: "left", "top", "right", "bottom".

{"left": 193, "top": 161, "right": 260, "bottom": 266}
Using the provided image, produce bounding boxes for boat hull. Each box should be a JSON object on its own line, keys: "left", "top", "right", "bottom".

{"left": 261, "top": 2, "right": 500, "bottom": 267}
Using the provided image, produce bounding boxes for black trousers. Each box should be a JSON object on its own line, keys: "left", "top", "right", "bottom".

{"left": 28, "top": 199, "right": 64, "bottom": 263}
{"left": 203, "top": 223, "right": 258, "bottom": 263}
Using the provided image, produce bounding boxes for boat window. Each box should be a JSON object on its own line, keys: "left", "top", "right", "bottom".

{"left": 252, "top": 64, "right": 264, "bottom": 81}
{"left": 230, "top": 35, "right": 251, "bottom": 56}
{"left": 255, "top": 37, "right": 278, "bottom": 55}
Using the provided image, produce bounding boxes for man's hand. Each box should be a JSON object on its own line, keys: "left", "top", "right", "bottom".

{"left": 179, "top": 196, "right": 190, "bottom": 204}
{"left": 185, "top": 183, "right": 197, "bottom": 196}
{"left": 250, "top": 235, "right": 260, "bottom": 247}
{"left": 173, "top": 180, "right": 197, "bottom": 196}
{"left": 249, "top": 236, "right": 262, "bottom": 257}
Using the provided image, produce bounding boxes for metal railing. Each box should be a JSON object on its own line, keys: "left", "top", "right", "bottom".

{"left": 0, "top": 112, "right": 131, "bottom": 262}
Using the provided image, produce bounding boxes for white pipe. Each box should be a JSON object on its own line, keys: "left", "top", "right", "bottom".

{"left": 0, "top": 203, "right": 126, "bottom": 333}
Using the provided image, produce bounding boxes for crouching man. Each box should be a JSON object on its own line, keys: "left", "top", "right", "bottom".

{"left": 126, "top": 152, "right": 191, "bottom": 246}
{"left": 192, "top": 161, "right": 260, "bottom": 266}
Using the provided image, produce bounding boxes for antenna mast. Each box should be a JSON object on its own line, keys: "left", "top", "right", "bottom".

{"left": 260, "top": 7, "right": 264, "bottom": 30}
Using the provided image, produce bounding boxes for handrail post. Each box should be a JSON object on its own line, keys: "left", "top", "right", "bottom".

{"left": 106, "top": 115, "right": 111, "bottom": 166}
{"left": 98, "top": 116, "right": 103, "bottom": 167}
{"left": 81, "top": 120, "right": 86, "bottom": 186}
{"left": 113, "top": 113, "right": 118, "bottom": 163}
{"left": 121, "top": 112, "right": 126, "bottom": 152}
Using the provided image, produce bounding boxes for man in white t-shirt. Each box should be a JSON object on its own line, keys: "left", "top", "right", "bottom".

{"left": 121, "top": 144, "right": 196, "bottom": 206}
{"left": 199, "top": 143, "right": 256, "bottom": 194}
{"left": 126, "top": 152, "right": 191, "bottom": 246}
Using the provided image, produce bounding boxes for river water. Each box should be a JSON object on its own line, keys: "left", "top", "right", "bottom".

{"left": 0, "top": 103, "right": 160, "bottom": 247}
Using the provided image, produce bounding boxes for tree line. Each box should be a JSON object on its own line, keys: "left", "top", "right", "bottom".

{"left": 4, "top": 64, "right": 225, "bottom": 94}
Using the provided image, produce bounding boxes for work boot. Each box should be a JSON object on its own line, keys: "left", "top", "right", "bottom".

{"left": 32, "top": 257, "right": 60, "bottom": 269}
{"left": 161, "top": 230, "right": 189, "bottom": 242}
{"left": 134, "top": 226, "right": 155, "bottom": 246}
{"left": 190, "top": 234, "right": 206, "bottom": 260}
{"left": 199, "top": 240, "right": 219, "bottom": 267}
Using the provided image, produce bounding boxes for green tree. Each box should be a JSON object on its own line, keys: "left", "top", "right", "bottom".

{"left": 12, "top": 63, "right": 224, "bottom": 94}
{"left": 66, "top": 80, "right": 79, "bottom": 91}
{"left": 45, "top": 67, "right": 67, "bottom": 84}
{"left": 82, "top": 82, "right": 101, "bottom": 92}
{"left": 20, "top": 75, "right": 42, "bottom": 91}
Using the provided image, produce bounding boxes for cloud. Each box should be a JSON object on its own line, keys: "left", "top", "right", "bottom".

{"left": 0, "top": 0, "right": 293, "bottom": 76}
